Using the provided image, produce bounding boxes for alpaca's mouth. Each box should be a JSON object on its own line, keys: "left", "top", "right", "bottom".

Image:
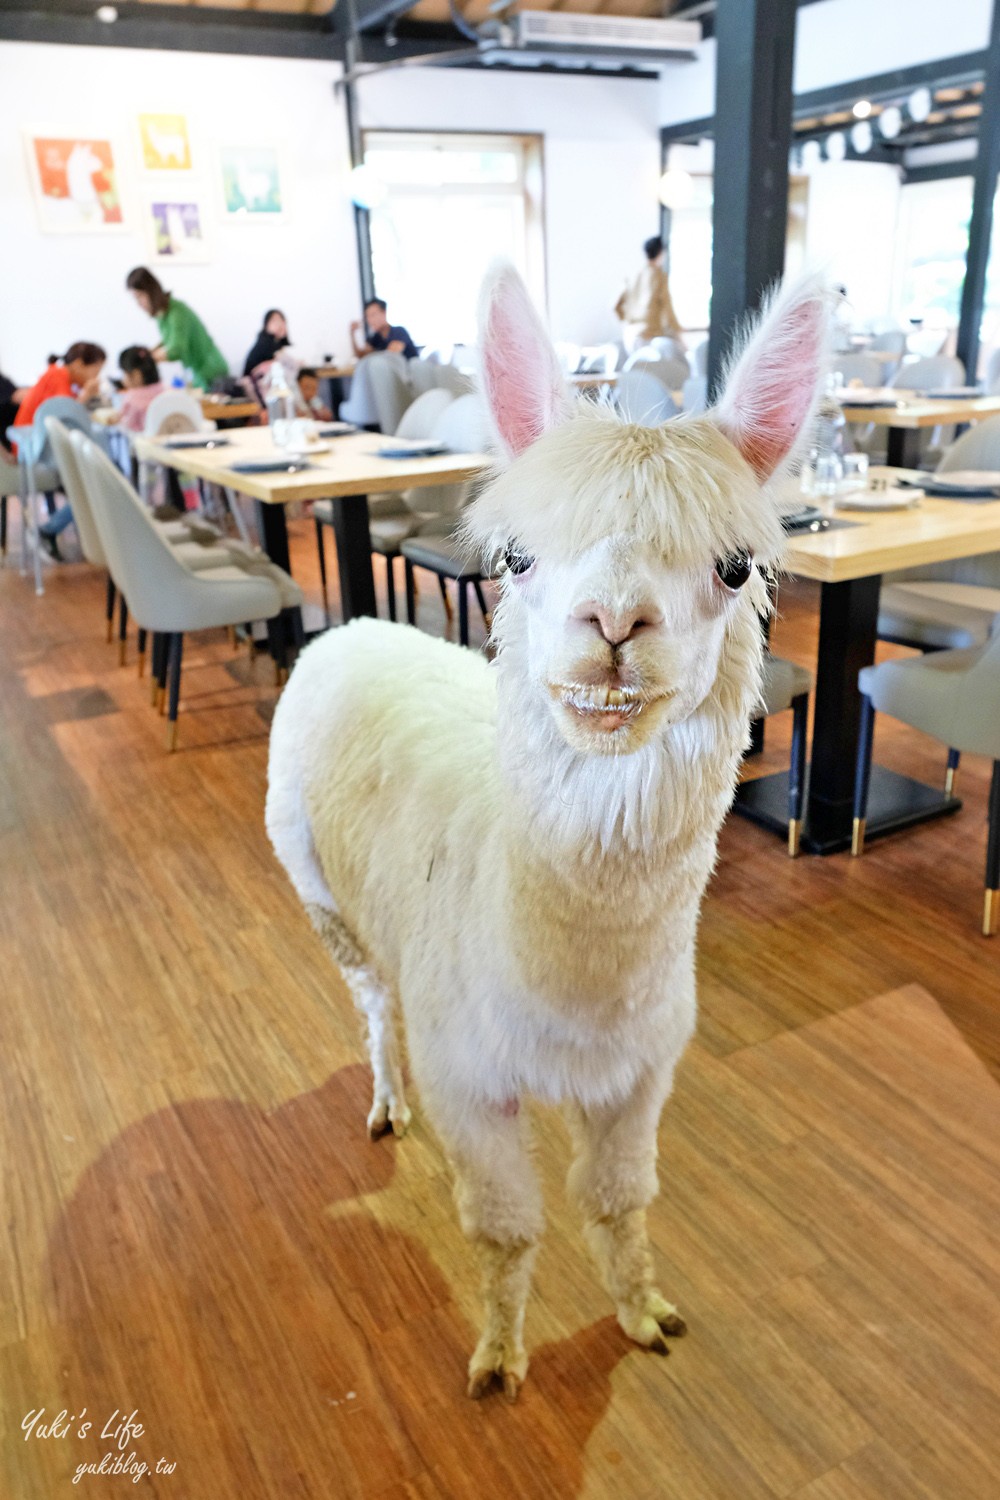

{"left": 550, "top": 683, "right": 668, "bottom": 734}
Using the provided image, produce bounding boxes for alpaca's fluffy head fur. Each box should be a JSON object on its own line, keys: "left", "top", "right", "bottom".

{"left": 467, "top": 263, "right": 831, "bottom": 763}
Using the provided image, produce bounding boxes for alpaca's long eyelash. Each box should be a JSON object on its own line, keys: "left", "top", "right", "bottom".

{"left": 714, "top": 552, "right": 754, "bottom": 591}
{"left": 503, "top": 544, "right": 535, "bottom": 576}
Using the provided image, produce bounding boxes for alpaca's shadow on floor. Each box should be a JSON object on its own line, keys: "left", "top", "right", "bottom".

{"left": 41, "top": 1065, "right": 628, "bottom": 1500}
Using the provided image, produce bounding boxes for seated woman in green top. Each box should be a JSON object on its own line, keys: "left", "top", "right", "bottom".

{"left": 126, "top": 266, "right": 228, "bottom": 392}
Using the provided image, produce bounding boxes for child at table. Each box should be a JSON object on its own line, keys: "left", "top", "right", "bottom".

{"left": 295, "top": 367, "right": 332, "bottom": 422}
{"left": 113, "top": 345, "right": 164, "bottom": 433}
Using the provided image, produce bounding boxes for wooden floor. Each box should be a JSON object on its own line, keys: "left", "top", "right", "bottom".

{"left": 2, "top": 518, "right": 999, "bottom": 1499}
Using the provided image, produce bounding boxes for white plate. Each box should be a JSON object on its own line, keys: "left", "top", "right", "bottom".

{"left": 835, "top": 488, "right": 922, "bottom": 511}
{"left": 285, "top": 444, "right": 331, "bottom": 458}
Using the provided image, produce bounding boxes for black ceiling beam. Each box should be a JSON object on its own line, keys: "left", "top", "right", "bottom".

{"left": 662, "top": 49, "right": 990, "bottom": 147}
{"left": 0, "top": 0, "right": 479, "bottom": 60}
{"left": 904, "top": 158, "right": 976, "bottom": 185}
{"left": 338, "top": 0, "right": 427, "bottom": 35}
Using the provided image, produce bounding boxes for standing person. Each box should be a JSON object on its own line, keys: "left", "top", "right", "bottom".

{"left": 126, "top": 267, "right": 228, "bottom": 392}
{"left": 614, "top": 236, "right": 684, "bottom": 354}
{"left": 243, "top": 308, "right": 292, "bottom": 378}
{"left": 13, "top": 342, "right": 107, "bottom": 559}
{"left": 350, "top": 298, "right": 418, "bottom": 360}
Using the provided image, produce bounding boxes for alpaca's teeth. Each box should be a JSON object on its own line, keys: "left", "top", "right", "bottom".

{"left": 556, "top": 684, "right": 644, "bottom": 715}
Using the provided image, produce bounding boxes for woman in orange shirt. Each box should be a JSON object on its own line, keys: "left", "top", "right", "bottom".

{"left": 14, "top": 341, "right": 105, "bottom": 558}
{"left": 13, "top": 341, "right": 106, "bottom": 434}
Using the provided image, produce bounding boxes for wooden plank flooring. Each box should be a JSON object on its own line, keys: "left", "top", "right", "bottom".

{"left": 1, "top": 519, "right": 999, "bottom": 1498}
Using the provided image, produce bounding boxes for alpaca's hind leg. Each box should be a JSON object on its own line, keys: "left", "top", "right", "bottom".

{"left": 305, "top": 904, "right": 410, "bottom": 1138}
{"left": 566, "top": 1071, "right": 686, "bottom": 1352}
{"left": 433, "top": 1096, "right": 544, "bottom": 1401}
{"left": 342, "top": 962, "right": 411, "bottom": 1139}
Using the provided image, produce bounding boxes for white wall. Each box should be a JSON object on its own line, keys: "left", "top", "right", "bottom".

{"left": 660, "top": 0, "right": 994, "bottom": 126}
{"left": 0, "top": 42, "right": 359, "bottom": 382}
{"left": 0, "top": 44, "right": 661, "bottom": 376}
{"left": 356, "top": 67, "right": 662, "bottom": 344}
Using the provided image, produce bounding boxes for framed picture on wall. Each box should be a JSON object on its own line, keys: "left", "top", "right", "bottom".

{"left": 138, "top": 113, "right": 193, "bottom": 172}
{"left": 147, "top": 198, "right": 209, "bottom": 263}
{"left": 24, "top": 131, "right": 127, "bottom": 233}
{"left": 219, "top": 145, "right": 285, "bottom": 220}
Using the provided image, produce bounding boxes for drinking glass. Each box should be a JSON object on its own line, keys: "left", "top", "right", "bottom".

{"left": 841, "top": 453, "right": 869, "bottom": 492}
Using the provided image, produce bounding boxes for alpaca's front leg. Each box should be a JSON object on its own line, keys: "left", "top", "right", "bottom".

{"left": 567, "top": 1072, "right": 686, "bottom": 1352}
{"left": 436, "top": 1098, "right": 544, "bottom": 1401}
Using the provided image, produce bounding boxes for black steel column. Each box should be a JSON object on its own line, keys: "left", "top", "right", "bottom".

{"left": 344, "top": 72, "right": 376, "bottom": 306}
{"left": 707, "top": 0, "right": 798, "bottom": 400}
{"left": 957, "top": 0, "right": 1000, "bottom": 380}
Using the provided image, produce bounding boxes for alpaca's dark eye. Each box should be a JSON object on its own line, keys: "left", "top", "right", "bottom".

{"left": 715, "top": 552, "right": 754, "bottom": 591}
{"left": 504, "top": 544, "right": 534, "bottom": 576}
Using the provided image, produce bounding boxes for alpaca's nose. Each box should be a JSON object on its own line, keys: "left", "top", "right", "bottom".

{"left": 573, "top": 600, "right": 661, "bottom": 647}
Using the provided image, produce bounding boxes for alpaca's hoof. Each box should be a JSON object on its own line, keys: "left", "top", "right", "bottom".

{"left": 620, "top": 1291, "right": 687, "bottom": 1353}
{"left": 467, "top": 1342, "right": 527, "bottom": 1403}
{"left": 367, "top": 1098, "right": 412, "bottom": 1140}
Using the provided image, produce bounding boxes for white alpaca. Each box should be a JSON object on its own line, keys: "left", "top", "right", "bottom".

{"left": 266, "top": 264, "right": 829, "bottom": 1401}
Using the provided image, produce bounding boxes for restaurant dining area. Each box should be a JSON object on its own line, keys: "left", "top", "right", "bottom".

{"left": 2, "top": 1, "right": 1000, "bottom": 1497}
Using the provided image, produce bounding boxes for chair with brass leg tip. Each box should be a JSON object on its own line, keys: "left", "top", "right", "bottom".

{"left": 72, "top": 434, "right": 284, "bottom": 751}
{"left": 852, "top": 631, "right": 1000, "bottom": 935}
{"left": 48, "top": 416, "right": 271, "bottom": 674}
{"left": 312, "top": 386, "right": 456, "bottom": 622}
{"left": 759, "top": 653, "right": 812, "bottom": 857}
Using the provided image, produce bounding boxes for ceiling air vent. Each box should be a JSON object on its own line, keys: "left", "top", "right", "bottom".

{"left": 506, "top": 11, "right": 701, "bottom": 61}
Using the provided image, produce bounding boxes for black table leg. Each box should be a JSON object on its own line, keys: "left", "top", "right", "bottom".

{"left": 734, "top": 573, "right": 960, "bottom": 853}
{"left": 886, "top": 425, "right": 921, "bottom": 468}
{"left": 254, "top": 500, "right": 306, "bottom": 655}
{"left": 329, "top": 495, "right": 377, "bottom": 621}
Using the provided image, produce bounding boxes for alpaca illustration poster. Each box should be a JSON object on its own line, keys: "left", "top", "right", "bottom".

{"left": 220, "top": 145, "right": 284, "bottom": 219}
{"left": 148, "top": 199, "right": 209, "bottom": 263}
{"left": 138, "top": 113, "right": 193, "bottom": 172}
{"left": 25, "top": 133, "right": 125, "bottom": 233}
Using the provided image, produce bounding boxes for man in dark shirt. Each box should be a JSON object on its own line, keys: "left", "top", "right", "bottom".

{"left": 350, "top": 298, "right": 418, "bottom": 361}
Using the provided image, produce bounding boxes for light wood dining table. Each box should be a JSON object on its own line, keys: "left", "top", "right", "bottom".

{"left": 132, "top": 425, "right": 492, "bottom": 621}
{"left": 735, "top": 468, "right": 1000, "bottom": 853}
{"left": 839, "top": 390, "right": 1000, "bottom": 466}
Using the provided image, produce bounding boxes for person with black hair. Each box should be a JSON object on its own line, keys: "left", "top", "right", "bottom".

{"left": 126, "top": 266, "right": 228, "bottom": 392}
{"left": 110, "top": 345, "right": 164, "bottom": 433}
{"left": 294, "top": 367, "right": 332, "bottom": 421}
{"left": 244, "top": 309, "right": 291, "bottom": 378}
{"left": 13, "top": 342, "right": 107, "bottom": 560}
{"left": 614, "top": 235, "right": 684, "bottom": 354}
{"left": 350, "top": 298, "right": 418, "bottom": 360}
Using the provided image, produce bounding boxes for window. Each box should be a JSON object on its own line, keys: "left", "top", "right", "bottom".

{"left": 362, "top": 131, "right": 546, "bottom": 349}
{"left": 894, "top": 177, "right": 974, "bottom": 329}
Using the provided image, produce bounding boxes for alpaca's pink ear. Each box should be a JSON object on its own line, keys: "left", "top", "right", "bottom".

{"left": 479, "top": 263, "right": 570, "bottom": 458}
{"left": 713, "top": 274, "right": 832, "bottom": 482}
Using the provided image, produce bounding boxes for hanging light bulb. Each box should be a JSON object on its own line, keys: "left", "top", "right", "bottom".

{"left": 850, "top": 120, "right": 873, "bottom": 154}
{"left": 349, "top": 164, "right": 387, "bottom": 210}
{"left": 908, "top": 85, "right": 933, "bottom": 123}
{"left": 852, "top": 99, "right": 872, "bottom": 119}
{"left": 801, "top": 139, "right": 822, "bottom": 171}
{"left": 658, "top": 168, "right": 694, "bottom": 210}
{"left": 878, "top": 104, "right": 903, "bottom": 140}
{"left": 826, "top": 131, "right": 847, "bottom": 162}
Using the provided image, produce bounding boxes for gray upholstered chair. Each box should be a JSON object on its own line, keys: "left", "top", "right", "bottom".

{"left": 6, "top": 396, "right": 94, "bottom": 594}
{"left": 313, "top": 387, "right": 456, "bottom": 622}
{"left": 614, "top": 369, "right": 680, "bottom": 426}
{"left": 623, "top": 348, "right": 689, "bottom": 391}
{"left": 681, "top": 376, "right": 708, "bottom": 414}
{"left": 73, "top": 432, "right": 285, "bottom": 749}
{"left": 759, "top": 654, "right": 813, "bottom": 857}
{"left": 878, "top": 416, "right": 1000, "bottom": 654}
{"left": 833, "top": 353, "right": 883, "bottom": 387}
{"left": 341, "top": 352, "right": 411, "bottom": 434}
{"left": 852, "top": 633, "right": 1000, "bottom": 935}
{"left": 400, "top": 394, "right": 494, "bottom": 644}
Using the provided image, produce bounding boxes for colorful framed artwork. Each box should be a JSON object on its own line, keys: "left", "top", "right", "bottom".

{"left": 219, "top": 145, "right": 284, "bottom": 220}
{"left": 24, "top": 132, "right": 125, "bottom": 233}
{"left": 138, "top": 113, "right": 193, "bottom": 172}
{"left": 148, "top": 199, "right": 209, "bottom": 263}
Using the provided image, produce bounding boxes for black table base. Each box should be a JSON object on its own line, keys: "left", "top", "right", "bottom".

{"left": 734, "top": 763, "right": 961, "bottom": 855}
